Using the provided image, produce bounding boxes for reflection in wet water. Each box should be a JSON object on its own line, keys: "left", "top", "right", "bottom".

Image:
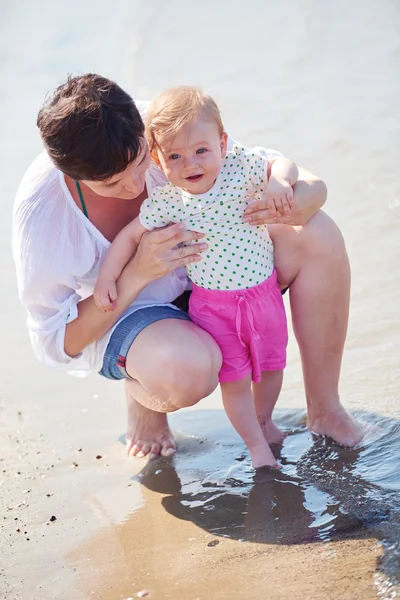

{"left": 135, "top": 409, "right": 400, "bottom": 594}
{"left": 296, "top": 414, "right": 400, "bottom": 597}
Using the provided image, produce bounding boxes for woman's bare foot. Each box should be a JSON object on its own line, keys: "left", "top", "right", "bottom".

{"left": 258, "top": 418, "right": 287, "bottom": 445}
{"left": 307, "top": 405, "right": 364, "bottom": 447}
{"left": 125, "top": 392, "right": 176, "bottom": 459}
{"left": 248, "top": 440, "right": 280, "bottom": 470}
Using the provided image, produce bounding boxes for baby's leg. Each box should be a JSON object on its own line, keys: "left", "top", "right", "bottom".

{"left": 221, "top": 375, "right": 278, "bottom": 469}
{"left": 252, "top": 370, "right": 285, "bottom": 445}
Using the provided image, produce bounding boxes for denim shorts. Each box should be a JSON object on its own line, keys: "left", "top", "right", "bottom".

{"left": 99, "top": 304, "right": 191, "bottom": 380}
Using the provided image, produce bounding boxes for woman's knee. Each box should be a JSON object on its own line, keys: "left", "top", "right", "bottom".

{"left": 270, "top": 211, "right": 348, "bottom": 288}
{"left": 299, "top": 210, "right": 348, "bottom": 261}
{"left": 149, "top": 343, "right": 221, "bottom": 408}
{"left": 127, "top": 321, "right": 222, "bottom": 410}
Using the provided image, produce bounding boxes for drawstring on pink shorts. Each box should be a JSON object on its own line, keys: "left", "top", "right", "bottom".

{"left": 189, "top": 270, "right": 288, "bottom": 383}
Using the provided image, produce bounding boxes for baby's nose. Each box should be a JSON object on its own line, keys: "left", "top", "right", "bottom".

{"left": 183, "top": 156, "right": 197, "bottom": 169}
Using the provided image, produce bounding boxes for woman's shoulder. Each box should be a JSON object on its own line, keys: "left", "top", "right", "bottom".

{"left": 12, "top": 153, "right": 98, "bottom": 281}
{"left": 14, "top": 152, "right": 60, "bottom": 219}
{"left": 13, "top": 152, "right": 87, "bottom": 255}
{"left": 13, "top": 154, "right": 63, "bottom": 256}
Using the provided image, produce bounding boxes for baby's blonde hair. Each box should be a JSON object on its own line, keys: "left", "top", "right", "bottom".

{"left": 145, "top": 86, "right": 224, "bottom": 160}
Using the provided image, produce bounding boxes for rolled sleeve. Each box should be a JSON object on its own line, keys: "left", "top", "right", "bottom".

{"left": 24, "top": 286, "right": 83, "bottom": 368}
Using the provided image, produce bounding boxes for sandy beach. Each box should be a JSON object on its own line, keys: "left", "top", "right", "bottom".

{"left": 0, "top": 402, "right": 388, "bottom": 600}
{"left": 1, "top": 1, "right": 399, "bottom": 599}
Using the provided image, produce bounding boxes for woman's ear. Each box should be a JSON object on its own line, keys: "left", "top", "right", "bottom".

{"left": 220, "top": 132, "right": 228, "bottom": 158}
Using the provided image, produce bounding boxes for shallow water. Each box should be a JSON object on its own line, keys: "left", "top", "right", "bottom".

{"left": 136, "top": 409, "right": 400, "bottom": 594}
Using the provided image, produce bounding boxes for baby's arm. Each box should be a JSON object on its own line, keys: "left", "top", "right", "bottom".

{"left": 94, "top": 218, "right": 148, "bottom": 312}
{"left": 268, "top": 157, "right": 299, "bottom": 187}
{"left": 266, "top": 157, "right": 299, "bottom": 217}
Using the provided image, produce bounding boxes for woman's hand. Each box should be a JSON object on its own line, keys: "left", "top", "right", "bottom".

{"left": 124, "top": 222, "right": 207, "bottom": 285}
{"left": 65, "top": 222, "right": 206, "bottom": 358}
{"left": 244, "top": 168, "right": 327, "bottom": 227}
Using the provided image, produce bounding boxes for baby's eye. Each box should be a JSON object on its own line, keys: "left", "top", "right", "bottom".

{"left": 197, "top": 148, "right": 207, "bottom": 155}
{"left": 169, "top": 153, "right": 180, "bottom": 160}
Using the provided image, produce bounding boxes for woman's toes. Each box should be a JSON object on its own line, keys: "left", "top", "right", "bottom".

{"left": 148, "top": 442, "right": 162, "bottom": 460}
{"left": 128, "top": 441, "right": 142, "bottom": 457}
{"left": 126, "top": 438, "right": 134, "bottom": 455}
{"left": 136, "top": 442, "right": 152, "bottom": 458}
{"left": 161, "top": 443, "right": 176, "bottom": 457}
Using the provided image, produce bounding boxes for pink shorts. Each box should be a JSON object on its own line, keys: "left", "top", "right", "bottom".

{"left": 189, "top": 270, "right": 288, "bottom": 383}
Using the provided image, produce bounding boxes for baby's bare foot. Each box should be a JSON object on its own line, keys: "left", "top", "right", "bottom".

{"left": 125, "top": 390, "right": 176, "bottom": 459}
{"left": 307, "top": 405, "right": 364, "bottom": 447}
{"left": 259, "top": 418, "right": 286, "bottom": 445}
{"left": 248, "top": 440, "right": 280, "bottom": 470}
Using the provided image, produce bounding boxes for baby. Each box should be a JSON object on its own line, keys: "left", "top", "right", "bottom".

{"left": 94, "top": 87, "right": 298, "bottom": 468}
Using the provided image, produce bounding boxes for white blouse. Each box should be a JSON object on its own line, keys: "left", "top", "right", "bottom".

{"left": 12, "top": 101, "right": 280, "bottom": 376}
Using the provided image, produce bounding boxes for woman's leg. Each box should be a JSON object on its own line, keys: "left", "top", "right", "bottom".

{"left": 124, "top": 319, "right": 222, "bottom": 458}
{"left": 269, "top": 210, "right": 363, "bottom": 446}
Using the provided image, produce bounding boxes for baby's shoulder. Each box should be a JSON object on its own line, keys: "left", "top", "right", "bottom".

{"left": 220, "top": 145, "right": 259, "bottom": 180}
{"left": 225, "top": 144, "right": 246, "bottom": 162}
{"left": 151, "top": 182, "right": 183, "bottom": 203}
{"left": 223, "top": 144, "right": 258, "bottom": 170}
{"left": 147, "top": 183, "right": 184, "bottom": 218}
{"left": 230, "top": 144, "right": 266, "bottom": 163}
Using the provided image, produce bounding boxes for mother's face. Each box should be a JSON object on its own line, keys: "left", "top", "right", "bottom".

{"left": 82, "top": 141, "right": 151, "bottom": 200}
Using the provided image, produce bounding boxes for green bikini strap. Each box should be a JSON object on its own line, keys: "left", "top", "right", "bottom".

{"left": 75, "top": 181, "right": 89, "bottom": 219}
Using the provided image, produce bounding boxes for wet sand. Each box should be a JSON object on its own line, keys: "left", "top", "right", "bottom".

{"left": 0, "top": 402, "right": 386, "bottom": 600}
{"left": 1, "top": 1, "right": 399, "bottom": 599}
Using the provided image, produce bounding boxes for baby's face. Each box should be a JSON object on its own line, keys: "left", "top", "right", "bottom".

{"left": 156, "top": 119, "right": 228, "bottom": 195}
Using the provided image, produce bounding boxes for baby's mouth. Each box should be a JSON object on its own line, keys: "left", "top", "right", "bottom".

{"left": 186, "top": 174, "right": 204, "bottom": 182}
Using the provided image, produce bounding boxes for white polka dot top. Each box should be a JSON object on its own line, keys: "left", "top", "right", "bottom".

{"left": 139, "top": 145, "right": 274, "bottom": 291}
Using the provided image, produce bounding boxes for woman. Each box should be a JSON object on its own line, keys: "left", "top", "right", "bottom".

{"left": 13, "top": 74, "right": 362, "bottom": 460}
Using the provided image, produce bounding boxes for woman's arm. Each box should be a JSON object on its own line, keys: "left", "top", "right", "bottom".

{"left": 244, "top": 166, "right": 327, "bottom": 227}
{"left": 64, "top": 223, "right": 207, "bottom": 357}
{"left": 64, "top": 259, "right": 149, "bottom": 358}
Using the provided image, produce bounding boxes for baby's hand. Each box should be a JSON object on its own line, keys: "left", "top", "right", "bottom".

{"left": 94, "top": 279, "right": 118, "bottom": 313}
{"left": 265, "top": 178, "right": 294, "bottom": 218}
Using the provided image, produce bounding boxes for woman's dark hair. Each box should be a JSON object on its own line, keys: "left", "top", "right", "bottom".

{"left": 36, "top": 74, "right": 145, "bottom": 181}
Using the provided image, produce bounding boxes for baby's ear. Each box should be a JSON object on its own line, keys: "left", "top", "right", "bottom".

{"left": 220, "top": 132, "right": 228, "bottom": 158}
